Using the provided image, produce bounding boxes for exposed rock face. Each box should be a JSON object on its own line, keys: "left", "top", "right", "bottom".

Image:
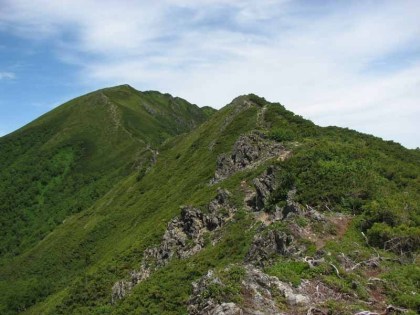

{"left": 188, "top": 265, "right": 309, "bottom": 315}
{"left": 111, "top": 189, "right": 235, "bottom": 303}
{"left": 209, "top": 188, "right": 231, "bottom": 213}
{"left": 243, "top": 265, "right": 310, "bottom": 308}
{"left": 143, "top": 203, "right": 229, "bottom": 268}
{"left": 244, "top": 166, "right": 284, "bottom": 215}
{"left": 248, "top": 173, "right": 325, "bottom": 226}
{"left": 189, "top": 264, "right": 380, "bottom": 315}
{"left": 111, "top": 265, "right": 151, "bottom": 303}
{"left": 281, "top": 188, "right": 302, "bottom": 218}
{"left": 245, "top": 230, "right": 298, "bottom": 266}
{"left": 252, "top": 166, "right": 278, "bottom": 211}
{"left": 111, "top": 280, "right": 132, "bottom": 304}
{"left": 246, "top": 168, "right": 302, "bottom": 219}
{"left": 211, "top": 132, "right": 289, "bottom": 184}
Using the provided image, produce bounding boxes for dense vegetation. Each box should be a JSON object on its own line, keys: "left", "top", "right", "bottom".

{"left": 0, "top": 85, "right": 213, "bottom": 259}
{"left": 0, "top": 89, "right": 418, "bottom": 314}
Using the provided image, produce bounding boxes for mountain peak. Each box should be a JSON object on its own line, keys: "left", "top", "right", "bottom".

{"left": 229, "top": 93, "right": 269, "bottom": 108}
{"left": 101, "top": 83, "right": 137, "bottom": 92}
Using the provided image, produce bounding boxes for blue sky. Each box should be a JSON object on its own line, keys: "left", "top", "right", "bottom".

{"left": 0, "top": 0, "right": 419, "bottom": 148}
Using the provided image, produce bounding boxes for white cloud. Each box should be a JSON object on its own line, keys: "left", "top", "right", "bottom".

{"left": 0, "top": 71, "right": 15, "bottom": 80}
{"left": 0, "top": 0, "right": 419, "bottom": 147}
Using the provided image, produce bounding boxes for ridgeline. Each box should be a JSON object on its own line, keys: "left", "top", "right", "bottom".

{"left": 0, "top": 86, "right": 418, "bottom": 314}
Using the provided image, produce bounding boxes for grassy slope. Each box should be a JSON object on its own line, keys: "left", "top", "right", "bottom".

{"left": 0, "top": 85, "right": 214, "bottom": 313}
{"left": 1, "top": 94, "right": 418, "bottom": 314}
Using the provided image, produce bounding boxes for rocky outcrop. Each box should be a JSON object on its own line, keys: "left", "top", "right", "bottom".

{"left": 188, "top": 270, "right": 243, "bottom": 315}
{"left": 282, "top": 189, "right": 302, "bottom": 218}
{"left": 188, "top": 265, "right": 310, "bottom": 315}
{"left": 111, "top": 189, "right": 235, "bottom": 303}
{"left": 189, "top": 264, "right": 380, "bottom": 315}
{"left": 111, "top": 280, "right": 132, "bottom": 304}
{"left": 111, "top": 265, "right": 152, "bottom": 303}
{"left": 210, "top": 303, "right": 243, "bottom": 315}
{"left": 247, "top": 172, "right": 325, "bottom": 226}
{"left": 245, "top": 168, "right": 302, "bottom": 219}
{"left": 208, "top": 186, "right": 231, "bottom": 213}
{"left": 245, "top": 229, "right": 299, "bottom": 266}
{"left": 251, "top": 166, "right": 278, "bottom": 211}
{"left": 143, "top": 202, "right": 231, "bottom": 268}
{"left": 304, "top": 205, "right": 326, "bottom": 222}
{"left": 211, "top": 132, "right": 290, "bottom": 184}
{"left": 243, "top": 265, "right": 310, "bottom": 308}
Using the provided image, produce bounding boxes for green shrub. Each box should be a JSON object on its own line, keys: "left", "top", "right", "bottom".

{"left": 367, "top": 223, "right": 420, "bottom": 253}
{"left": 384, "top": 265, "right": 420, "bottom": 309}
{"left": 266, "top": 261, "right": 317, "bottom": 287}
{"left": 268, "top": 129, "right": 295, "bottom": 142}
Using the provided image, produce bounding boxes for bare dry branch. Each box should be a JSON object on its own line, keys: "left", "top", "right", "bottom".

{"left": 329, "top": 263, "right": 341, "bottom": 278}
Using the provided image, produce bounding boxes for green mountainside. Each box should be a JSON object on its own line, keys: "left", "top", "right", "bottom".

{"left": 0, "top": 84, "right": 213, "bottom": 257}
{"left": 0, "top": 89, "right": 418, "bottom": 315}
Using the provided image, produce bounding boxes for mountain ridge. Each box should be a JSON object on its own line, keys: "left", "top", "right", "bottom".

{"left": 0, "top": 86, "right": 418, "bottom": 314}
{"left": 0, "top": 85, "right": 213, "bottom": 258}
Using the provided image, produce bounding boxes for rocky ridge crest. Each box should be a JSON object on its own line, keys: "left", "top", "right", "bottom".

{"left": 211, "top": 132, "right": 290, "bottom": 184}
{"left": 111, "top": 188, "right": 235, "bottom": 303}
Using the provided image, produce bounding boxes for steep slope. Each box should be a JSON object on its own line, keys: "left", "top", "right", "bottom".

{"left": 0, "top": 84, "right": 213, "bottom": 259}
{"left": 1, "top": 93, "right": 419, "bottom": 315}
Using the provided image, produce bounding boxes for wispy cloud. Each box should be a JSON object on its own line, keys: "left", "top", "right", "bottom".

{"left": 0, "top": 0, "right": 419, "bottom": 147}
{"left": 0, "top": 71, "right": 15, "bottom": 80}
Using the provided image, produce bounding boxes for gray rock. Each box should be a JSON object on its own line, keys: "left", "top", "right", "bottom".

{"left": 129, "top": 265, "right": 150, "bottom": 285}
{"left": 245, "top": 230, "right": 296, "bottom": 266}
{"left": 208, "top": 188, "right": 231, "bottom": 213}
{"left": 281, "top": 188, "right": 302, "bottom": 218}
{"left": 144, "top": 205, "right": 208, "bottom": 267}
{"left": 305, "top": 206, "right": 326, "bottom": 222}
{"left": 244, "top": 265, "right": 310, "bottom": 308}
{"left": 211, "top": 132, "right": 289, "bottom": 184}
{"left": 212, "top": 303, "right": 243, "bottom": 315}
{"left": 188, "top": 270, "right": 224, "bottom": 315}
{"left": 252, "top": 166, "right": 277, "bottom": 211}
{"left": 213, "top": 154, "right": 235, "bottom": 183}
{"left": 188, "top": 264, "right": 309, "bottom": 315}
{"left": 286, "top": 292, "right": 310, "bottom": 306}
{"left": 111, "top": 280, "right": 132, "bottom": 304}
{"left": 179, "top": 206, "right": 206, "bottom": 238}
{"left": 188, "top": 268, "right": 246, "bottom": 315}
